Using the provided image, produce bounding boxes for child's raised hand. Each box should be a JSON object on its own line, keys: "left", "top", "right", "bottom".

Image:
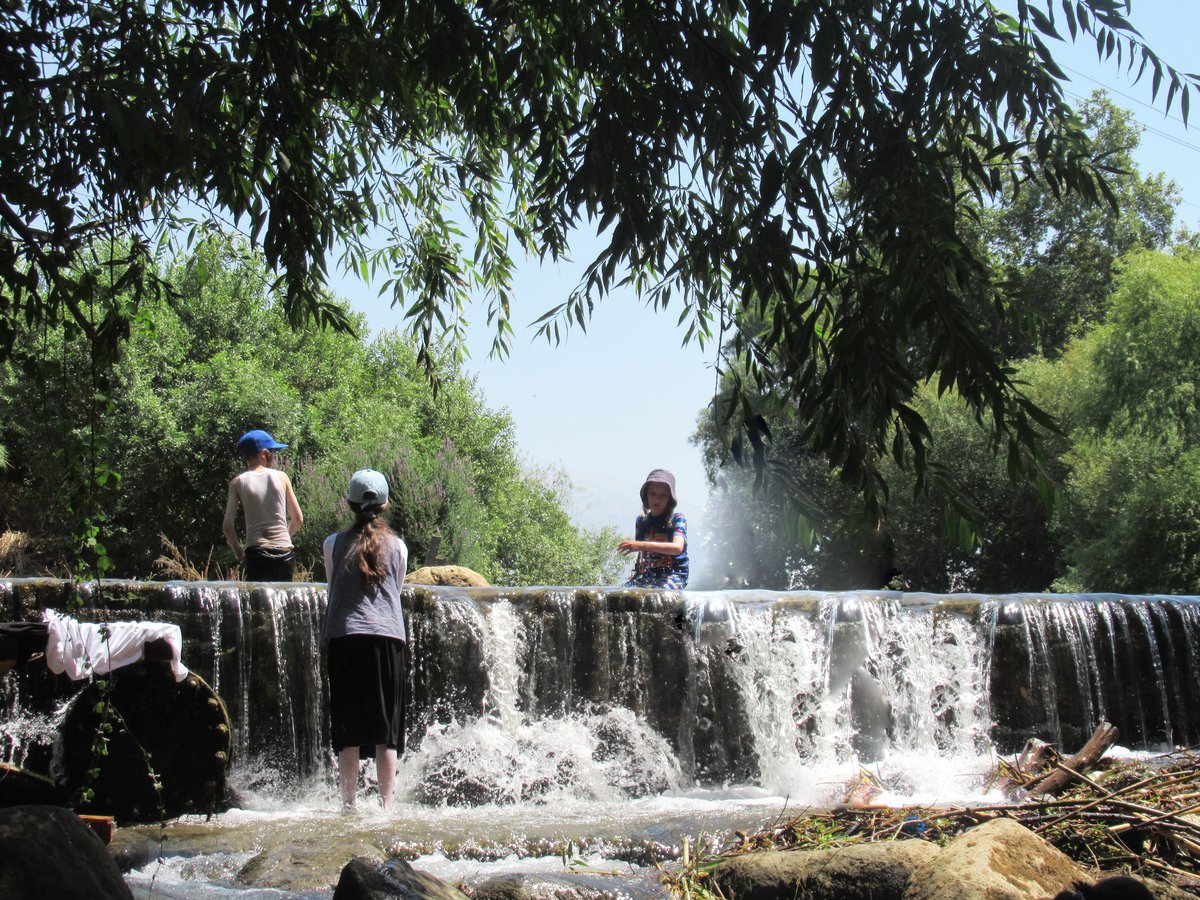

{"left": 618, "top": 540, "right": 638, "bottom": 555}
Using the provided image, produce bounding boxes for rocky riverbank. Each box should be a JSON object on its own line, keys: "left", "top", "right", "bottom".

{"left": 701, "top": 817, "right": 1184, "bottom": 900}
{"left": 3, "top": 802, "right": 1196, "bottom": 900}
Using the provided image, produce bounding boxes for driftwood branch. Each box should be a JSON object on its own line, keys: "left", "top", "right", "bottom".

{"left": 1019, "top": 722, "right": 1119, "bottom": 800}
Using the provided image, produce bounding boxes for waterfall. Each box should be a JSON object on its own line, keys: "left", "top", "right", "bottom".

{"left": 982, "top": 594, "right": 1200, "bottom": 751}
{"left": 3, "top": 580, "right": 1200, "bottom": 810}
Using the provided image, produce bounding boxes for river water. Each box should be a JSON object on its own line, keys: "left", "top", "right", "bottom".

{"left": 4, "top": 582, "right": 1198, "bottom": 897}
{"left": 118, "top": 737, "right": 1007, "bottom": 899}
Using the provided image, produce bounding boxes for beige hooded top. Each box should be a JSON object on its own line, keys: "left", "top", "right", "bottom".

{"left": 228, "top": 468, "right": 295, "bottom": 550}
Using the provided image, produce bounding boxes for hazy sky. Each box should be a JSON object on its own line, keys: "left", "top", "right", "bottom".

{"left": 339, "top": 2, "right": 1200, "bottom": 552}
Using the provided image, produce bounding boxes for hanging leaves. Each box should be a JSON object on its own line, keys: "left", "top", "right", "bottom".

{"left": 0, "top": 0, "right": 1195, "bottom": 519}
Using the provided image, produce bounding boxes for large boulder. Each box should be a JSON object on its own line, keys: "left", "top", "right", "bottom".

{"left": 711, "top": 839, "right": 941, "bottom": 900}
{"left": 406, "top": 566, "right": 490, "bottom": 587}
{"left": 904, "top": 817, "right": 1088, "bottom": 899}
{"left": 0, "top": 805, "right": 132, "bottom": 900}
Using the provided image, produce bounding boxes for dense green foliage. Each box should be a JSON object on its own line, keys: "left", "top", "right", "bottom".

{"left": 2, "top": 0, "right": 1196, "bottom": 518}
{"left": 696, "top": 96, "right": 1198, "bottom": 593}
{"left": 0, "top": 237, "right": 623, "bottom": 584}
{"left": 698, "top": 375, "right": 1068, "bottom": 592}
{"left": 1054, "top": 252, "right": 1200, "bottom": 593}
{"left": 970, "top": 94, "right": 1182, "bottom": 358}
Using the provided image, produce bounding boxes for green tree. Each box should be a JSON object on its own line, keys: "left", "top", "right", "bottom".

{"left": 1054, "top": 250, "right": 1200, "bottom": 593}
{"left": 969, "top": 93, "right": 1183, "bottom": 359}
{"left": 694, "top": 87, "right": 1188, "bottom": 590}
{"left": 0, "top": 235, "right": 621, "bottom": 584}
{"left": 880, "top": 365, "right": 1069, "bottom": 592}
{"left": 697, "top": 370, "right": 1067, "bottom": 592}
{"left": 697, "top": 399, "right": 896, "bottom": 590}
{"left": 2, "top": 0, "right": 1195, "bottom": 515}
{"left": 481, "top": 466, "right": 627, "bottom": 587}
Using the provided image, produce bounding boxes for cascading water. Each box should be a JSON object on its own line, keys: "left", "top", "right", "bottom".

{"left": 982, "top": 593, "right": 1200, "bottom": 751}
{"left": 2, "top": 579, "right": 1199, "bottom": 898}
{"left": 711, "top": 591, "right": 997, "bottom": 803}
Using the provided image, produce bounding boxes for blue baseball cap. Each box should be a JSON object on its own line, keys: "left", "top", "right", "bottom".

{"left": 347, "top": 469, "right": 389, "bottom": 505}
{"left": 237, "top": 429, "right": 288, "bottom": 457}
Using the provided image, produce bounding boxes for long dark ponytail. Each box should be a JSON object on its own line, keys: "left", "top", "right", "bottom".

{"left": 346, "top": 502, "right": 395, "bottom": 587}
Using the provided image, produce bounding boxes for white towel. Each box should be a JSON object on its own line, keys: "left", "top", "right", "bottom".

{"left": 43, "top": 610, "right": 189, "bottom": 682}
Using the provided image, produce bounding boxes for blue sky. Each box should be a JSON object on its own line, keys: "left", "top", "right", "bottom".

{"left": 338, "top": 1, "right": 1200, "bottom": 543}
{"left": 340, "top": 241, "right": 716, "bottom": 533}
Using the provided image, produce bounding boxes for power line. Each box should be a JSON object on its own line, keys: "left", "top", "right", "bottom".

{"left": 1063, "top": 86, "right": 1200, "bottom": 156}
{"left": 1061, "top": 63, "right": 1196, "bottom": 134}
{"left": 1060, "top": 64, "right": 1200, "bottom": 214}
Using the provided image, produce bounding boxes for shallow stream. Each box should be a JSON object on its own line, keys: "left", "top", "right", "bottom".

{"left": 3, "top": 581, "right": 1198, "bottom": 897}
{"left": 117, "top": 745, "right": 1008, "bottom": 899}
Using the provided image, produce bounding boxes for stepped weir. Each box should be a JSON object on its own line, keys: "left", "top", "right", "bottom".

{"left": 3, "top": 579, "right": 1199, "bottom": 810}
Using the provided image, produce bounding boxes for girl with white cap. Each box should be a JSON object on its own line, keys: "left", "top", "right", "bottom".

{"left": 320, "top": 469, "right": 409, "bottom": 812}
{"left": 618, "top": 468, "right": 690, "bottom": 589}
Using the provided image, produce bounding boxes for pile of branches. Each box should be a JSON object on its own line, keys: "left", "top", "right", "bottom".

{"left": 994, "top": 745, "right": 1200, "bottom": 882}
{"left": 661, "top": 727, "right": 1200, "bottom": 897}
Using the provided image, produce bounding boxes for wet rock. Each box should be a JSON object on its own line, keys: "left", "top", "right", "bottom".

{"left": 107, "top": 834, "right": 159, "bottom": 874}
{"left": 414, "top": 748, "right": 521, "bottom": 806}
{"left": 413, "top": 741, "right": 582, "bottom": 807}
{"left": 470, "top": 878, "right": 547, "bottom": 897}
{"left": 472, "top": 872, "right": 642, "bottom": 900}
{"left": 1052, "top": 875, "right": 1157, "bottom": 899}
{"left": 471, "top": 875, "right": 538, "bottom": 900}
{"left": 591, "top": 710, "right": 678, "bottom": 798}
{"left": 407, "top": 566, "right": 490, "bottom": 587}
{"left": 333, "top": 856, "right": 470, "bottom": 900}
{"left": 1124, "top": 876, "right": 1198, "bottom": 900}
{"left": 239, "top": 846, "right": 344, "bottom": 893}
{"left": 470, "top": 873, "right": 619, "bottom": 900}
{"left": 712, "top": 839, "right": 940, "bottom": 900}
{"left": 0, "top": 804, "right": 133, "bottom": 899}
{"left": 905, "top": 817, "right": 1087, "bottom": 899}
{"left": 239, "top": 835, "right": 384, "bottom": 893}
{"left": 0, "top": 761, "right": 66, "bottom": 807}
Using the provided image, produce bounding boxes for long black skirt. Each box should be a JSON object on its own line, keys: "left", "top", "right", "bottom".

{"left": 326, "top": 634, "right": 407, "bottom": 754}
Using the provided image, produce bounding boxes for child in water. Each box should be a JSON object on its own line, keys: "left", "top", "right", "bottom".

{"left": 321, "top": 469, "right": 409, "bottom": 812}
{"left": 619, "top": 468, "right": 689, "bottom": 589}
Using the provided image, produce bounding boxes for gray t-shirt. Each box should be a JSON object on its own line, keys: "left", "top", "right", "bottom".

{"left": 320, "top": 529, "right": 408, "bottom": 646}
